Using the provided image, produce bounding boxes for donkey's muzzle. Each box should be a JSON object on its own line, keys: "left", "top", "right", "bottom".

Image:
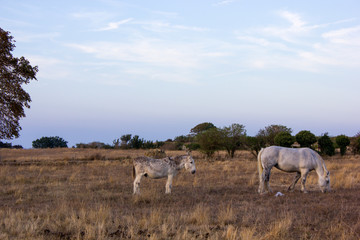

{"left": 191, "top": 170, "right": 196, "bottom": 174}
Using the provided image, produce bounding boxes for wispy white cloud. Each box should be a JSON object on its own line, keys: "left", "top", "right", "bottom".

{"left": 136, "top": 20, "right": 208, "bottom": 32}
{"left": 213, "top": 0, "right": 235, "bottom": 6}
{"left": 67, "top": 39, "right": 205, "bottom": 69}
{"left": 234, "top": 10, "right": 360, "bottom": 72}
{"left": 322, "top": 25, "right": 360, "bottom": 45}
{"left": 95, "top": 18, "right": 133, "bottom": 31}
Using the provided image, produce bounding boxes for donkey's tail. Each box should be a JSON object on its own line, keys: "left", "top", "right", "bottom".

{"left": 257, "top": 148, "right": 265, "bottom": 183}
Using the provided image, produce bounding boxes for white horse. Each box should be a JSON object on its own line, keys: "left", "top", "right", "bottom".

{"left": 132, "top": 154, "right": 196, "bottom": 194}
{"left": 258, "top": 146, "right": 330, "bottom": 194}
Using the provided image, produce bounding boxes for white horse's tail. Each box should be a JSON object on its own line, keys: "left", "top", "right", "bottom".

{"left": 257, "top": 148, "right": 265, "bottom": 183}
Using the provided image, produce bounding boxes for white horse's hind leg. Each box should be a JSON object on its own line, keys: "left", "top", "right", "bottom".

{"left": 165, "top": 175, "right": 173, "bottom": 194}
{"left": 258, "top": 171, "right": 266, "bottom": 194}
{"left": 133, "top": 174, "right": 142, "bottom": 195}
{"left": 288, "top": 172, "right": 301, "bottom": 191}
{"left": 264, "top": 168, "right": 273, "bottom": 193}
{"left": 300, "top": 170, "right": 309, "bottom": 193}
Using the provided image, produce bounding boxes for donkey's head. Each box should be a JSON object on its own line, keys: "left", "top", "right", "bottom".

{"left": 183, "top": 154, "right": 196, "bottom": 174}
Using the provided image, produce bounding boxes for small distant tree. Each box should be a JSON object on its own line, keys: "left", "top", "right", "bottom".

{"left": 274, "top": 132, "right": 295, "bottom": 148}
{"left": 120, "top": 134, "right": 132, "bottom": 148}
{"left": 336, "top": 135, "right": 350, "bottom": 156}
{"left": 129, "top": 135, "right": 144, "bottom": 149}
{"left": 355, "top": 137, "right": 360, "bottom": 155}
{"left": 190, "top": 122, "right": 216, "bottom": 135}
{"left": 350, "top": 132, "right": 360, "bottom": 155}
{"left": 219, "top": 123, "right": 246, "bottom": 158}
{"left": 257, "top": 124, "right": 292, "bottom": 146}
{"left": 295, "top": 130, "right": 317, "bottom": 148}
{"left": 196, "top": 128, "right": 222, "bottom": 158}
{"left": 113, "top": 138, "right": 120, "bottom": 149}
{"left": 318, "top": 133, "right": 335, "bottom": 156}
{"left": 32, "top": 136, "right": 68, "bottom": 148}
{"left": 0, "top": 141, "right": 12, "bottom": 148}
{"left": 245, "top": 136, "right": 266, "bottom": 158}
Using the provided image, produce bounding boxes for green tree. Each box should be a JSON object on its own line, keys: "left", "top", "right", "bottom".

{"left": 120, "top": 134, "right": 132, "bottom": 148}
{"left": 32, "top": 136, "right": 68, "bottom": 148}
{"left": 129, "top": 135, "right": 144, "bottom": 149}
{"left": 274, "top": 132, "right": 295, "bottom": 147}
{"left": 196, "top": 127, "right": 222, "bottom": 158}
{"left": 257, "top": 124, "right": 292, "bottom": 146}
{"left": 350, "top": 132, "right": 360, "bottom": 155}
{"left": 190, "top": 122, "right": 216, "bottom": 135}
{"left": 0, "top": 28, "right": 38, "bottom": 139}
{"left": 335, "top": 135, "right": 350, "bottom": 156}
{"left": 220, "top": 123, "right": 246, "bottom": 158}
{"left": 245, "top": 136, "right": 266, "bottom": 158}
{"left": 318, "top": 133, "right": 335, "bottom": 156}
{"left": 295, "top": 130, "right": 317, "bottom": 148}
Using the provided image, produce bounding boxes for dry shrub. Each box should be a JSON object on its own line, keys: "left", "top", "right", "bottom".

{"left": 88, "top": 153, "right": 106, "bottom": 161}
{"left": 263, "top": 212, "right": 293, "bottom": 240}
{"left": 145, "top": 149, "right": 166, "bottom": 158}
{"left": 188, "top": 203, "right": 211, "bottom": 225}
{"left": 223, "top": 225, "right": 238, "bottom": 240}
{"left": 217, "top": 203, "right": 236, "bottom": 225}
{"left": 239, "top": 226, "right": 257, "bottom": 240}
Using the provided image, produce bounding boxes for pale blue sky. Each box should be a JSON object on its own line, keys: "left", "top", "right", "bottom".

{"left": 1, "top": 0, "right": 360, "bottom": 148}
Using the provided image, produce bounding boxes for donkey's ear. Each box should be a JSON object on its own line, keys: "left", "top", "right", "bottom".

{"left": 186, "top": 150, "right": 192, "bottom": 155}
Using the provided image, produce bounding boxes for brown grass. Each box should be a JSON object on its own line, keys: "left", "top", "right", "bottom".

{"left": 0, "top": 149, "right": 360, "bottom": 239}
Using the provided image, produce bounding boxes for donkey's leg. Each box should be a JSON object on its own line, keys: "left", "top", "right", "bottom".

{"left": 165, "top": 175, "right": 174, "bottom": 194}
{"left": 288, "top": 172, "right": 301, "bottom": 191}
{"left": 133, "top": 174, "right": 142, "bottom": 195}
{"left": 300, "top": 169, "right": 309, "bottom": 193}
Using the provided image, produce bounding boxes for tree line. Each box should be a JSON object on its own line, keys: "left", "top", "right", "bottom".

{"left": 3, "top": 122, "right": 359, "bottom": 159}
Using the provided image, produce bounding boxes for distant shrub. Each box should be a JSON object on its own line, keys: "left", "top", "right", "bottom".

{"left": 76, "top": 142, "right": 111, "bottom": 149}
{"left": 336, "top": 135, "right": 350, "bottom": 156}
{"left": 32, "top": 136, "right": 68, "bottom": 148}
{"left": 295, "top": 130, "right": 317, "bottom": 148}
{"left": 145, "top": 149, "right": 166, "bottom": 158}
{"left": 88, "top": 153, "right": 106, "bottom": 161}
{"left": 274, "top": 132, "right": 295, "bottom": 148}
{"left": 185, "top": 143, "right": 201, "bottom": 151}
{"left": 318, "top": 133, "right": 335, "bottom": 156}
{"left": 0, "top": 141, "right": 12, "bottom": 148}
{"left": 245, "top": 136, "right": 266, "bottom": 158}
{"left": 257, "top": 124, "right": 292, "bottom": 146}
{"left": 196, "top": 128, "right": 222, "bottom": 158}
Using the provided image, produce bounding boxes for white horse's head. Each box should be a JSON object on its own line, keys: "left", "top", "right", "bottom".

{"left": 183, "top": 155, "right": 196, "bottom": 174}
{"left": 319, "top": 170, "right": 331, "bottom": 193}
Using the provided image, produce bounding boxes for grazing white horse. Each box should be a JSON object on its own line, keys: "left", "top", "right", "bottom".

{"left": 258, "top": 146, "right": 330, "bottom": 194}
{"left": 133, "top": 154, "right": 196, "bottom": 194}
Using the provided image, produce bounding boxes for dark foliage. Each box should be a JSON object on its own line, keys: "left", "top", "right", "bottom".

{"left": 0, "top": 28, "right": 38, "bottom": 139}
{"left": 32, "top": 136, "right": 68, "bottom": 148}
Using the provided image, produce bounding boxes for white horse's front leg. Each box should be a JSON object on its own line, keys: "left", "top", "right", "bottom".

{"left": 166, "top": 175, "right": 174, "bottom": 194}
{"left": 288, "top": 172, "right": 301, "bottom": 191}
{"left": 133, "top": 175, "right": 142, "bottom": 195}
{"left": 300, "top": 170, "right": 309, "bottom": 193}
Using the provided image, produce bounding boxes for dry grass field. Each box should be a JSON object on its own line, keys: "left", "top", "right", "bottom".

{"left": 0, "top": 148, "right": 359, "bottom": 240}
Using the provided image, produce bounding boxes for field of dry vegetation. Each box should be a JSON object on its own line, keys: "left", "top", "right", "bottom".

{"left": 0, "top": 148, "right": 359, "bottom": 239}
